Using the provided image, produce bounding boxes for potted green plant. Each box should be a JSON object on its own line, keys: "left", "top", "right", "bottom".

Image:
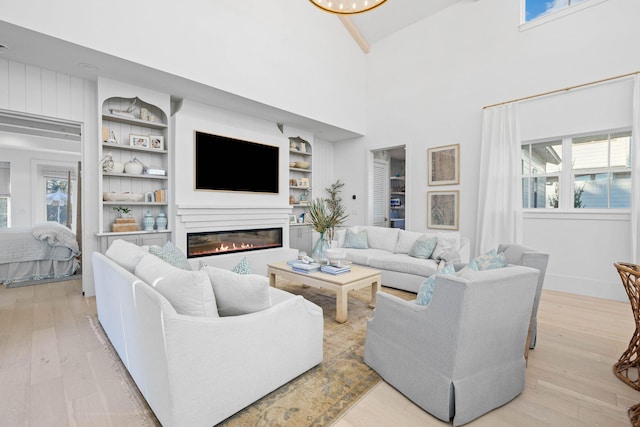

{"left": 113, "top": 206, "right": 132, "bottom": 218}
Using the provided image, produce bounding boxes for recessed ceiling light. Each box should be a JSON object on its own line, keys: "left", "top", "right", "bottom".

{"left": 78, "top": 62, "right": 100, "bottom": 73}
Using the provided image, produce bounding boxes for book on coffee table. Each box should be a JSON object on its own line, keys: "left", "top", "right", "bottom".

{"left": 290, "top": 261, "right": 322, "bottom": 274}
{"left": 321, "top": 265, "right": 351, "bottom": 275}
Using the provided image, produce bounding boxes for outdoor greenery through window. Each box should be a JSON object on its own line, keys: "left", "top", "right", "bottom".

{"left": 524, "top": 0, "right": 586, "bottom": 22}
{"left": 46, "top": 176, "right": 71, "bottom": 228}
{"left": 522, "top": 131, "right": 631, "bottom": 209}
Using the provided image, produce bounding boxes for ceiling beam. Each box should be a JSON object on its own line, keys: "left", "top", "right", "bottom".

{"left": 338, "top": 16, "right": 370, "bottom": 54}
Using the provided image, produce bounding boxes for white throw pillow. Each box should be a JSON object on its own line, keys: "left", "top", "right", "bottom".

{"left": 201, "top": 266, "right": 272, "bottom": 316}
{"left": 135, "top": 253, "right": 218, "bottom": 317}
{"left": 394, "top": 230, "right": 427, "bottom": 254}
{"left": 431, "top": 232, "right": 462, "bottom": 260}
{"left": 105, "top": 239, "right": 149, "bottom": 273}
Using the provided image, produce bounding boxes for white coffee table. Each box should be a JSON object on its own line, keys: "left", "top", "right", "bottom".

{"left": 267, "top": 261, "right": 382, "bottom": 323}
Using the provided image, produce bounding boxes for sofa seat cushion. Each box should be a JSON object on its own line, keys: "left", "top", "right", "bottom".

{"left": 368, "top": 253, "right": 439, "bottom": 277}
{"left": 343, "top": 248, "right": 389, "bottom": 266}
{"left": 201, "top": 266, "right": 272, "bottom": 316}
{"left": 135, "top": 253, "right": 219, "bottom": 317}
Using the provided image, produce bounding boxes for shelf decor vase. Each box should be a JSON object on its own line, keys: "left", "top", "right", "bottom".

{"left": 143, "top": 210, "right": 155, "bottom": 231}
{"left": 155, "top": 212, "right": 167, "bottom": 230}
{"left": 312, "top": 232, "right": 329, "bottom": 263}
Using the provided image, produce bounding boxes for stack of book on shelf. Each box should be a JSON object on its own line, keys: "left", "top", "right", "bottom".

{"left": 320, "top": 264, "right": 351, "bottom": 275}
{"left": 288, "top": 261, "right": 321, "bottom": 274}
{"left": 154, "top": 188, "right": 167, "bottom": 203}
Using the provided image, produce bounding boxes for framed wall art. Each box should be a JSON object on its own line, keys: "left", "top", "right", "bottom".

{"left": 427, "top": 190, "right": 459, "bottom": 230}
{"left": 427, "top": 144, "right": 459, "bottom": 186}
{"left": 129, "top": 134, "right": 150, "bottom": 148}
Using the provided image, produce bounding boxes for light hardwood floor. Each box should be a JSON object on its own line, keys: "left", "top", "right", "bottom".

{"left": 0, "top": 279, "right": 638, "bottom": 426}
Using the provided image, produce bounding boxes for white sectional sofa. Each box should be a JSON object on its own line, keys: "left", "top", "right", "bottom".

{"left": 92, "top": 240, "right": 324, "bottom": 427}
{"left": 333, "top": 226, "right": 470, "bottom": 293}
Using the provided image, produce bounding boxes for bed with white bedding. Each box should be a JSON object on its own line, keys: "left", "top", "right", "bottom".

{"left": 0, "top": 222, "right": 80, "bottom": 285}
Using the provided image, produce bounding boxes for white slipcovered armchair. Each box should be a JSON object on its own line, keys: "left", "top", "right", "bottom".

{"left": 364, "top": 265, "right": 539, "bottom": 426}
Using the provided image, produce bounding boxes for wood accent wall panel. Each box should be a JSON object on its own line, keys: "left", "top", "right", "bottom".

{"left": 41, "top": 69, "right": 58, "bottom": 118}
{"left": 25, "top": 65, "right": 42, "bottom": 115}
{"left": 8, "top": 61, "right": 26, "bottom": 112}
{"left": 0, "top": 58, "right": 85, "bottom": 121}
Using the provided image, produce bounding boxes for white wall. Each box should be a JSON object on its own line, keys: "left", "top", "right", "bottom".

{"left": 2, "top": 0, "right": 367, "bottom": 134}
{"left": 337, "top": 0, "right": 640, "bottom": 300}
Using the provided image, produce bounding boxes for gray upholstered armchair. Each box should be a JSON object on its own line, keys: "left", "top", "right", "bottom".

{"left": 364, "top": 265, "right": 540, "bottom": 426}
{"left": 498, "top": 243, "right": 549, "bottom": 351}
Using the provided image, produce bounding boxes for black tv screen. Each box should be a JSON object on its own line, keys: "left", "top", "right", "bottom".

{"left": 195, "top": 131, "right": 279, "bottom": 193}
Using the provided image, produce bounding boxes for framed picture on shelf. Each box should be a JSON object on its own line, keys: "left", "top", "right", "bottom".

{"left": 150, "top": 135, "right": 164, "bottom": 150}
{"left": 298, "top": 177, "right": 310, "bottom": 188}
{"left": 289, "top": 214, "right": 297, "bottom": 224}
{"left": 427, "top": 190, "right": 459, "bottom": 230}
{"left": 129, "top": 134, "right": 150, "bottom": 148}
{"left": 428, "top": 144, "right": 460, "bottom": 186}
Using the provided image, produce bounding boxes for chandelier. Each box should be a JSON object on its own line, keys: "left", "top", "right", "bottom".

{"left": 309, "top": 0, "right": 388, "bottom": 15}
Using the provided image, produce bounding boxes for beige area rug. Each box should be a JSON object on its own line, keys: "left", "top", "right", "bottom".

{"left": 88, "top": 280, "right": 415, "bottom": 427}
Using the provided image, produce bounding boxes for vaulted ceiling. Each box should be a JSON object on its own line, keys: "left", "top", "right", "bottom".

{"left": 0, "top": 1, "right": 464, "bottom": 140}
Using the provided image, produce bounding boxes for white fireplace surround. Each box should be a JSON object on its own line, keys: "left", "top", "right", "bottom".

{"left": 175, "top": 204, "right": 297, "bottom": 275}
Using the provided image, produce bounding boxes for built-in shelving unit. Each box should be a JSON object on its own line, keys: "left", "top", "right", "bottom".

{"left": 96, "top": 81, "right": 172, "bottom": 252}
{"left": 288, "top": 136, "right": 312, "bottom": 211}
{"left": 390, "top": 176, "right": 405, "bottom": 229}
{"left": 289, "top": 136, "right": 313, "bottom": 254}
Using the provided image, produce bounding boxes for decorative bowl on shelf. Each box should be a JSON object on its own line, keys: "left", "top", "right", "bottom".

{"left": 295, "top": 161, "right": 310, "bottom": 169}
{"left": 111, "top": 161, "right": 125, "bottom": 174}
{"left": 103, "top": 192, "right": 144, "bottom": 202}
{"left": 289, "top": 162, "right": 296, "bottom": 168}
{"left": 124, "top": 161, "right": 143, "bottom": 174}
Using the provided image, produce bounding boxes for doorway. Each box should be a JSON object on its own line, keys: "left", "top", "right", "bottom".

{"left": 370, "top": 146, "right": 406, "bottom": 229}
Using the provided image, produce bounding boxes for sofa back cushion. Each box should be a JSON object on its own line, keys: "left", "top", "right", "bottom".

{"left": 361, "top": 226, "right": 399, "bottom": 253}
{"left": 105, "top": 239, "right": 149, "bottom": 273}
{"left": 135, "top": 253, "right": 219, "bottom": 317}
{"left": 201, "top": 266, "right": 272, "bottom": 316}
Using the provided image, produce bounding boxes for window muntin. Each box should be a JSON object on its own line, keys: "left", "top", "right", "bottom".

{"left": 522, "top": 130, "right": 631, "bottom": 210}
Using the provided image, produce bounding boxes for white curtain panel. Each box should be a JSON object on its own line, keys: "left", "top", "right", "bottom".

{"left": 632, "top": 75, "right": 640, "bottom": 264}
{"left": 475, "top": 103, "right": 523, "bottom": 255}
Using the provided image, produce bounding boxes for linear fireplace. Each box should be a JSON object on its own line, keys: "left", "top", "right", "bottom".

{"left": 187, "top": 228, "right": 283, "bottom": 258}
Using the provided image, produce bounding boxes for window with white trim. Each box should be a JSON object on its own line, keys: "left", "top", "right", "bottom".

{"left": 522, "top": 130, "right": 631, "bottom": 209}
{"left": 523, "top": 0, "right": 609, "bottom": 23}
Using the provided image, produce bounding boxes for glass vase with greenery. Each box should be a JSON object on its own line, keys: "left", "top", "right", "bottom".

{"left": 307, "top": 180, "right": 348, "bottom": 260}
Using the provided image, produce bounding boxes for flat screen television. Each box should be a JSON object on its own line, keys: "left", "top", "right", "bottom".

{"left": 194, "top": 131, "right": 279, "bottom": 193}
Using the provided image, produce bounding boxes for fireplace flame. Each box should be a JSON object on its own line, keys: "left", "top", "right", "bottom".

{"left": 215, "top": 242, "right": 255, "bottom": 253}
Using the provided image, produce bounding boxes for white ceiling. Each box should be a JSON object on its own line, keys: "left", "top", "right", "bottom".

{"left": 0, "top": 2, "right": 464, "bottom": 141}
{"left": 348, "top": 0, "right": 463, "bottom": 47}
